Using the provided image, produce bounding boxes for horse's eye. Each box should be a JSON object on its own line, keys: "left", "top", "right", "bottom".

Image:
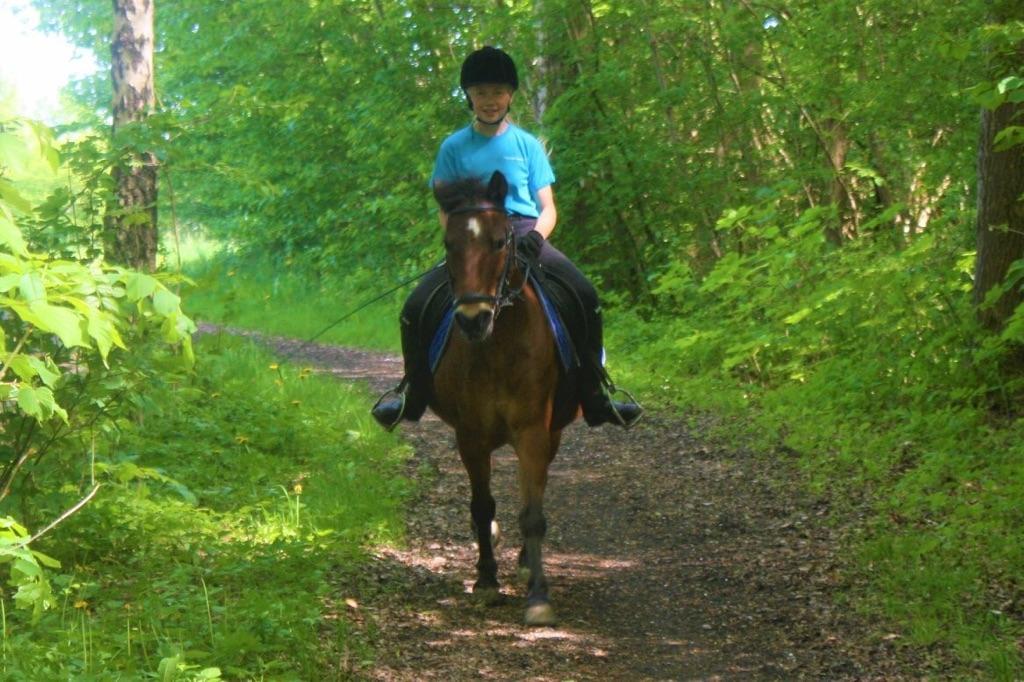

{"left": 443, "top": 238, "right": 455, "bottom": 250}
{"left": 492, "top": 238, "right": 505, "bottom": 252}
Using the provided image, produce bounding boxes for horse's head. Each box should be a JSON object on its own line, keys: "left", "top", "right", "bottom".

{"left": 436, "top": 171, "right": 515, "bottom": 343}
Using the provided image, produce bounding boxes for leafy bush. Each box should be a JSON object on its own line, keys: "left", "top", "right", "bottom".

{"left": 0, "top": 116, "right": 195, "bottom": 621}
{"left": 2, "top": 334, "right": 409, "bottom": 679}
{"left": 610, "top": 191, "right": 1024, "bottom": 677}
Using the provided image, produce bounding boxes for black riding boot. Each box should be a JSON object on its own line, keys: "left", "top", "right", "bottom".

{"left": 371, "top": 270, "right": 446, "bottom": 430}
{"left": 577, "top": 306, "right": 643, "bottom": 429}
{"left": 512, "top": 219, "right": 643, "bottom": 430}
{"left": 371, "top": 315, "right": 431, "bottom": 430}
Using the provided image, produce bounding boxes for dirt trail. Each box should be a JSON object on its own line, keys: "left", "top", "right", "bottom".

{"left": 223, "top": 327, "right": 922, "bottom": 681}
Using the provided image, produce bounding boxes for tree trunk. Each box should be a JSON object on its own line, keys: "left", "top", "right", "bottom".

{"left": 107, "top": 0, "right": 158, "bottom": 271}
{"left": 973, "top": 100, "right": 1024, "bottom": 329}
{"left": 822, "top": 115, "right": 852, "bottom": 246}
{"left": 973, "top": 0, "right": 1024, "bottom": 333}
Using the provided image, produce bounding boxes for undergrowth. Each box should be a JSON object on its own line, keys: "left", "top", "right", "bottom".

{"left": 608, "top": 200, "right": 1024, "bottom": 678}
{"left": 3, "top": 334, "right": 410, "bottom": 680}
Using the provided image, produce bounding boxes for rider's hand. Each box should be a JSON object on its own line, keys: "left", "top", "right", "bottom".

{"left": 517, "top": 230, "right": 545, "bottom": 264}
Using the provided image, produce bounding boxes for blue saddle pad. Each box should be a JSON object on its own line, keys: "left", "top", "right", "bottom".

{"left": 428, "top": 273, "right": 576, "bottom": 373}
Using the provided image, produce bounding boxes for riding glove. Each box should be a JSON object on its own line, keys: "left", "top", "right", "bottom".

{"left": 517, "top": 230, "right": 545, "bottom": 264}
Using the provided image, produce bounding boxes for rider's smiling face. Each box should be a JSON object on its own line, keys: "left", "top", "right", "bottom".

{"left": 466, "top": 84, "right": 514, "bottom": 125}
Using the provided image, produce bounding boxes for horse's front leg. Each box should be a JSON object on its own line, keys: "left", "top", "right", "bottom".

{"left": 456, "top": 433, "right": 501, "bottom": 604}
{"left": 515, "top": 427, "right": 558, "bottom": 626}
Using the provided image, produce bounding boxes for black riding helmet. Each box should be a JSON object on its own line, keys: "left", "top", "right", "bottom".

{"left": 460, "top": 46, "right": 518, "bottom": 111}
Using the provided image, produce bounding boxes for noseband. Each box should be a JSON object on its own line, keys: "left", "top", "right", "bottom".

{"left": 445, "top": 205, "right": 530, "bottom": 315}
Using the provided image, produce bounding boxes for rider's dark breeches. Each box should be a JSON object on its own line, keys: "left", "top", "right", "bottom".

{"left": 399, "top": 265, "right": 448, "bottom": 420}
{"left": 508, "top": 218, "right": 606, "bottom": 387}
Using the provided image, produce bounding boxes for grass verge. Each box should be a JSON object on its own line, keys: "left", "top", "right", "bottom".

{"left": 606, "top": 315, "right": 1024, "bottom": 679}
{"left": 180, "top": 239, "right": 403, "bottom": 351}
{"left": 3, "top": 333, "right": 410, "bottom": 680}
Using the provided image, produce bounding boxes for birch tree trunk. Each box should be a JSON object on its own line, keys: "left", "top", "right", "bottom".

{"left": 106, "top": 0, "right": 158, "bottom": 271}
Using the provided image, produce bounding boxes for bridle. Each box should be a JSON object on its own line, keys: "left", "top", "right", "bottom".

{"left": 444, "top": 204, "right": 531, "bottom": 316}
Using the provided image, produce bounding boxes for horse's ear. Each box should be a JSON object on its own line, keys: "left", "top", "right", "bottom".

{"left": 486, "top": 171, "right": 508, "bottom": 205}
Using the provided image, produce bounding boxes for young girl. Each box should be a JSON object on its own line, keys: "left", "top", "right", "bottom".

{"left": 372, "top": 46, "right": 641, "bottom": 430}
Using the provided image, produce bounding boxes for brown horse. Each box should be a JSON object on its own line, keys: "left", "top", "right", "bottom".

{"left": 429, "top": 171, "right": 577, "bottom": 626}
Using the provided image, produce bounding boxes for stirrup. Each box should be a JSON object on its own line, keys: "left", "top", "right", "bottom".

{"left": 371, "top": 383, "right": 408, "bottom": 432}
{"left": 604, "top": 383, "right": 643, "bottom": 429}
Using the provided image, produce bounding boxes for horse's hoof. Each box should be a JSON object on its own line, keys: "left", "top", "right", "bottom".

{"left": 472, "top": 586, "right": 503, "bottom": 606}
{"left": 524, "top": 602, "right": 556, "bottom": 627}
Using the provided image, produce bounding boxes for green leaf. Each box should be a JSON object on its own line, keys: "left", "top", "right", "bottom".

{"left": 24, "top": 302, "right": 86, "bottom": 348}
{"left": 14, "top": 385, "right": 66, "bottom": 422}
{"left": 993, "top": 125, "right": 1024, "bottom": 152}
{"left": 784, "top": 308, "right": 813, "bottom": 325}
{"left": 34, "top": 386, "right": 67, "bottom": 422}
{"left": 16, "top": 385, "right": 41, "bottom": 419}
{"left": 125, "top": 273, "right": 159, "bottom": 301}
{"left": 8, "top": 356, "right": 38, "bottom": 383}
{"left": 26, "top": 121, "right": 60, "bottom": 172}
{"left": 28, "top": 357, "right": 61, "bottom": 388}
{"left": 0, "top": 273, "right": 21, "bottom": 292}
{"left": 967, "top": 82, "right": 1006, "bottom": 110}
{"left": 30, "top": 550, "right": 61, "bottom": 569}
{"left": 153, "top": 287, "right": 181, "bottom": 316}
{"left": 159, "top": 654, "right": 182, "bottom": 682}
{"left": 996, "top": 76, "right": 1024, "bottom": 94}
{"left": 11, "top": 557, "right": 40, "bottom": 578}
{"left": 87, "top": 308, "right": 125, "bottom": 362}
{"left": 18, "top": 272, "right": 45, "bottom": 304}
{"left": 0, "top": 214, "right": 28, "bottom": 257}
{"left": 0, "top": 179, "right": 32, "bottom": 214}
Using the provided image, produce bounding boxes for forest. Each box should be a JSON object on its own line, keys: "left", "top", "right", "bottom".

{"left": 0, "top": 0, "right": 1022, "bottom": 678}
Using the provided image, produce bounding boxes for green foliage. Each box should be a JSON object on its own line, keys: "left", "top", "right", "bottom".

{"left": 1, "top": 334, "right": 409, "bottom": 678}
{"left": 0, "top": 115, "right": 197, "bottom": 624}
{"left": 26, "top": 0, "right": 1024, "bottom": 675}
{"left": 181, "top": 241, "right": 402, "bottom": 351}
{"left": 610, "top": 193, "right": 1023, "bottom": 676}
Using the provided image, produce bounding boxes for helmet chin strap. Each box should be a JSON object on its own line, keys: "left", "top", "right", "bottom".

{"left": 476, "top": 113, "right": 507, "bottom": 126}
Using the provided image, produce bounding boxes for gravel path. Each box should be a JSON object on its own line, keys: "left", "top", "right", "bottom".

{"left": 209, "top": 325, "right": 927, "bottom": 681}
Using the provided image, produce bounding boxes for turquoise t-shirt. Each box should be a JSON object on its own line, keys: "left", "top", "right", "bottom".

{"left": 430, "top": 124, "right": 556, "bottom": 217}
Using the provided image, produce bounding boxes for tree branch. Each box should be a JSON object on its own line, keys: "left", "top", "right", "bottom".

{"left": 22, "top": 484, "right": 101, "bottom": 546}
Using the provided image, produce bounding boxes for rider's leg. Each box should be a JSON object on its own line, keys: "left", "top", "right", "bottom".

{"left": 512, "top": 220, "right": 642, "bottom": 428}
{"left": 371, "top": 266, "right": 447, "bottom": 429}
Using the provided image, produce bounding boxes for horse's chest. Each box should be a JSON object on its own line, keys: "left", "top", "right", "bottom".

{"left": 434, "top": 347, "right": 528, "bottom": 419}
{"left": 438, "top": 353, "right": 517, "bottom": 398}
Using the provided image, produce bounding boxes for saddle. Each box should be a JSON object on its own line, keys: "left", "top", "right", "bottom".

{"left": 424, "top": 272, "right": 577, "bottom": 373}
{"left": 412, "top": 265, "right": 586, "bottom": 428}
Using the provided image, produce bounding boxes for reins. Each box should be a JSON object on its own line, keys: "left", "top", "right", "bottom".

{"left": 277, "top": 203, "right": 528, "bottom": 367}
{"left": 276, "top": 264, "right": 442, "bottom": 366}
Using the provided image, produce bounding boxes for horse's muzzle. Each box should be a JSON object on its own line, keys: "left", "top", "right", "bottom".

{"left": 455, "top": 305, "right": 494, "bottom": 342}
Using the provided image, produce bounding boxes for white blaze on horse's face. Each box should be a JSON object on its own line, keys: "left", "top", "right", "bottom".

{"left": 448, "top": 210, "right": 506, "bottom": 342}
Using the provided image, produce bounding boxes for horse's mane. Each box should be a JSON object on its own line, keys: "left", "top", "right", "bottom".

{"left": 434, "top": 177, "right": 493, "bottom": 214}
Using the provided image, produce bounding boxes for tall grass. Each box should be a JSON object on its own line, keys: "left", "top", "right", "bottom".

{"left": 5, "top": 334, "right": 410, "bottom": 679}
{"left": 179, "top": 236, "right": 403, "bottom": 350}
